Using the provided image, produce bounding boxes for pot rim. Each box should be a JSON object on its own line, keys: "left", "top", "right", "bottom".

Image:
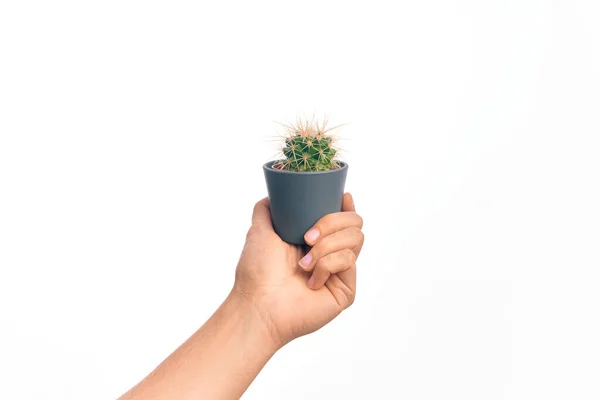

{"left": 263, "top": 160, "right": 348, "bottom": 175}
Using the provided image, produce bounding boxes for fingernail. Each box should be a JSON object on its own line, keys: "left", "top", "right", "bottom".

{"left": 305, "top": 229, "right": 320, "bottom": 243}
{"left": 299, "top": 253, "right": 313, "bottom": 268}
{"left": 307, "top": 275, "right": 315, "bottom": 289}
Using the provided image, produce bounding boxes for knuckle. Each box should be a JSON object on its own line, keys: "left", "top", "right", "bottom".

{"left": 344, "top": 248, "right": 356, "bottom": 264}
{"left": 356, "top": 214, "right": 364, "bottom": 228}
{"left": 246, "top": 224, "right": 268, "bottom": 241}
{"left": 349, "top": 226, "right": 363, "bottom": 239}
{"left": 245, "top": 225, "right": 260, "bottom": 241}
{"left": 316, "top": 253, "right": 334, "bottom": 270}
{"left": 347, "top": 291, "right": 356, "bottom": 306}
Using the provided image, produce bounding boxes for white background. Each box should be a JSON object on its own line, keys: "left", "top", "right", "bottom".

{"left": 1, "top": 1, "right": 599, "bottom": 399}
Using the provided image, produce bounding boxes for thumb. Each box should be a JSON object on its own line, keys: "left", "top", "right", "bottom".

{"left": 252, "top": 197, "right": 274, "bottom": 229}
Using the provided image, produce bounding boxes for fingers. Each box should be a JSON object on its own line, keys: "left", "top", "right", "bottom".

{"left": 301, "top": 227, "right": 364, "bottom": 269}
{"left": 304, "top": 212, "right": 363, "bottom": 246}
{"left": 304, "top": 193, "right": 361, "bottom": 246}
{"left": 299, "top": 192, "right": 364, "bottom": 291}
{"left": 251, "top": 198, "right": 273, "bottom": 230}
{"left": 306, "top": 249, "right": 356, "bottom": 289}
{"left": 299, "top": 226, "right": 364, "bottom": 290}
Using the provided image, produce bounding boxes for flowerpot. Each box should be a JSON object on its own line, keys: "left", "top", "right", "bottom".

{"left": 263, "top": 161, "right": 348, "bottom": 245}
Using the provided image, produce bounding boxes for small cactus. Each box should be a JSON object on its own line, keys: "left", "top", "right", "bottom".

{"left": 273, "top": 118, "right": 342, "bottom": 172}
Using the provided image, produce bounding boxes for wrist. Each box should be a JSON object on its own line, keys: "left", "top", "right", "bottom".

{"left": 225, "top": 288, "right": 283, "bottom": 354}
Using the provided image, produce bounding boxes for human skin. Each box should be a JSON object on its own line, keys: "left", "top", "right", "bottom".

{"left": 119, "top": 193, "right": 364, "bottom": 400}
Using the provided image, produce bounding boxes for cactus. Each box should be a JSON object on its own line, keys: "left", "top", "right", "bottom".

{"left": 273, "top": 118, "right": 342, "bottom": 172}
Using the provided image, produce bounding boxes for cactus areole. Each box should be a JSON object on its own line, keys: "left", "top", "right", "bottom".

{"left": 263, "top": 119, "right": 348, "bottom": 245}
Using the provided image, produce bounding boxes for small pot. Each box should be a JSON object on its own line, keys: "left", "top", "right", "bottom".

{"left": 263, "top": 161, "right": 348, "bottom": 245}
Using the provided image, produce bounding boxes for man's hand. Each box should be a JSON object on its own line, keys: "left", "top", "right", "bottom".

{"left": 233, "top": 192, "right": 364, "bottom": 348}
{"left": 119, "top": 193, "right": 364, "bottom": 400}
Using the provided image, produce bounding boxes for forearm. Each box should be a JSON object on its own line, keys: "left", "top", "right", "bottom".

{"left": 119, "top": 292, "right": 279, "bottom": 400}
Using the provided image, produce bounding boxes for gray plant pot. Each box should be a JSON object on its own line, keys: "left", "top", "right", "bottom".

{"left": 263, "top": 161, "right": 348, "bottom": 245}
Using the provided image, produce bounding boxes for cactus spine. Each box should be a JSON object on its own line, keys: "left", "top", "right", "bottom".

{"left": 273, "top": 118, "right": 341, "bottom": 172}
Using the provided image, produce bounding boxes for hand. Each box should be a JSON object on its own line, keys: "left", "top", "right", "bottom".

{"left": 118, "top": 194, "right": 363, "bottom": 400}
{"left": 232, "top": 193, "right": 364, "bottom": 348}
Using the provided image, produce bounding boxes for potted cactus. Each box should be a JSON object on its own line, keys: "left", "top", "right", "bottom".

{"left": 263, "top": 118, "right": 348, "bottom": 245}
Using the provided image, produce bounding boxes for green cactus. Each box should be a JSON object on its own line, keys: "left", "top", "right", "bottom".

{"left": 273, "top": 118, "right": 341, "bottom": 172}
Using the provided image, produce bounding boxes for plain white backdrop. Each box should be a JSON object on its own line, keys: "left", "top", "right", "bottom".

{"left": 1, "top": 1, "right": 599, "bottom": 399}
